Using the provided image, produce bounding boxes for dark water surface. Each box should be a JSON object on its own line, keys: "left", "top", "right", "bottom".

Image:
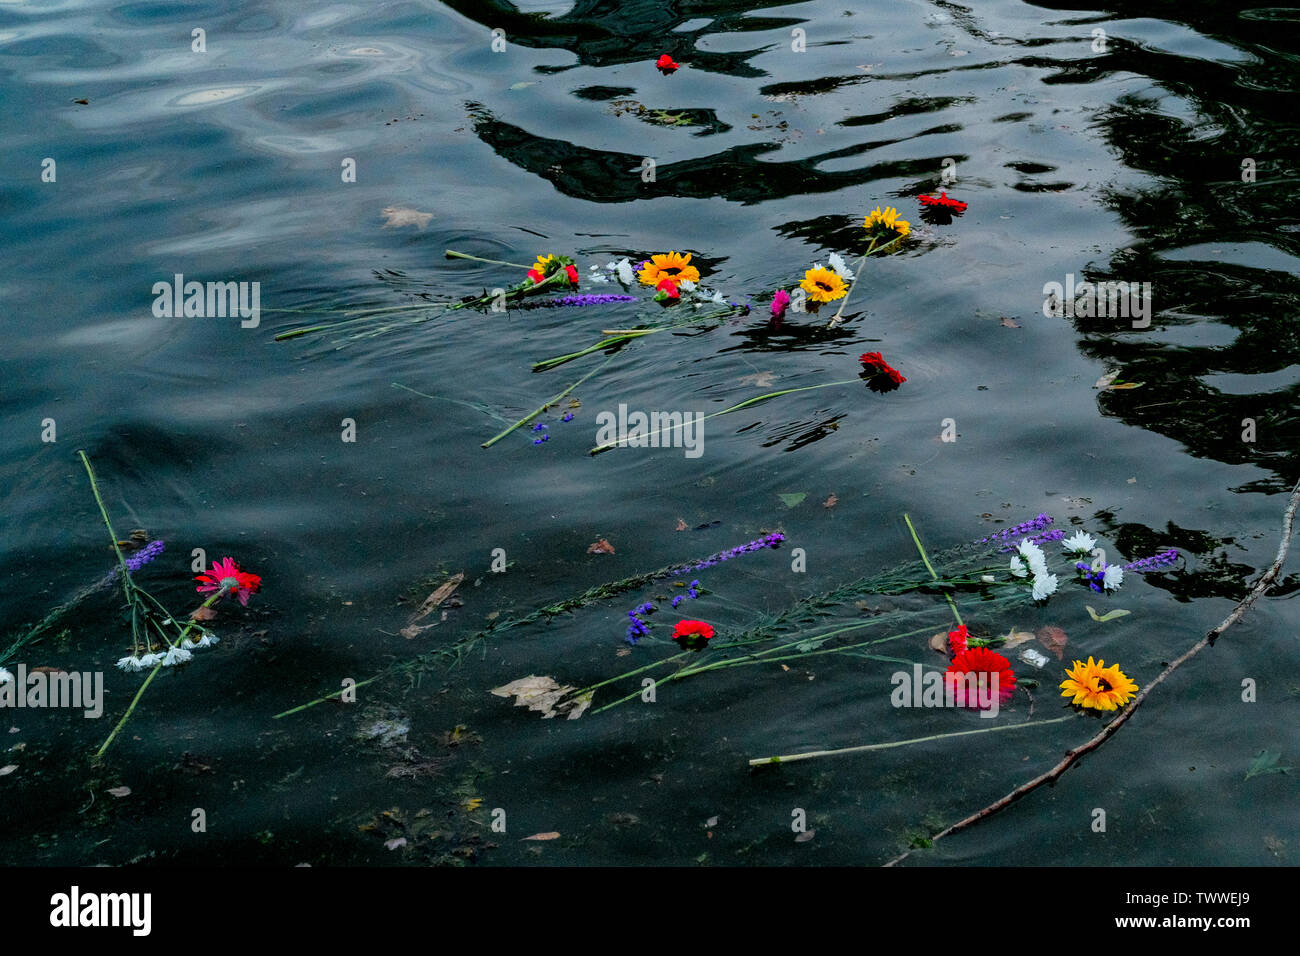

{"left": 2, "top": 0, "right": 1298, "bottom": 866}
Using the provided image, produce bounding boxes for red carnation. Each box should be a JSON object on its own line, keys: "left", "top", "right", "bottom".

{"left": 672, "top": 619, "right": 714, "bottom": 650}
{"left": 527, "top": 268, "right": 546, "bottom": 284}
{"left": 564, "top": 264, "right": 580, "bottom": 286}
{"left": 655, "top": 277, "right": 680, "bottom": 300}
{"left": 918, "top": 191, "right": 967, "bottom": 212}
{"left": 947, "top": 624, "right": 968, "bottom": 658}
{"left": 945, "top": 646, "right": 1016, "bottom": 708}
{"left": 656, "top": 54, "right": 679, "bottom": 73}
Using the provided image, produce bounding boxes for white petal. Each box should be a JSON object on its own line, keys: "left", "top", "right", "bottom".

{"left": 1009, "top": 555, "right": 1028, "bottom": 578}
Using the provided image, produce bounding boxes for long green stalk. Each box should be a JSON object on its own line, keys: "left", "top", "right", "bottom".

{"left": 588, "top": 380, "right": 858, "bottom": 455}
{"left": 905, "top": 513, "right": 963, "bottom": 628}
{"left": 749, "top": 715, "right": 1077, "bottom": 766}
{"left": 482, "top": 355, "right": 615, "bottom": 449}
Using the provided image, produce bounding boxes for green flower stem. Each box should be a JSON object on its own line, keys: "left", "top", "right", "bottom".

{"left": 444, "top": 249, "right": 531, "bottom": 269}
{"left": 482, "top": 355, "right": 615, "bottom": 449}
{"left": 532, "top": 308, "right": 739, "bottom": 373}
{"left": 905, "top": 513, "right": 963, "bottom": 628}
{"left": 748, "top": 714, "right": 1078, "bottom": 767}
{"left": 588, "top": 380, "right": 859, "bottom": 455}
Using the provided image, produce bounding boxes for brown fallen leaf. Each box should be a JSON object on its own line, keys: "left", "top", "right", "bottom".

{"left": 795, "top": 830, "right": 816, "bottom": 843}
{"left": 402, "top": 573, "right": 464, "bottom": 638}
{"left": 928, "top": 632, "right": 949, "bottom": 655}
{"left": 107, "top": 786, "right": 131, "bottom": 798}
{"left": 380, "top": 205, "right": 433, "bottom": 230}
{"left": 1036, "top": 625, "right": 1069, "bottom": 660}
{"left": 1000, "top": 316, "right": 1021, "bottom": 328}
{"left": 0, "top": 765, "right": 16, "bottom": 776}
{"left": 587, "top": 539, "right": 615, "bottom": 555}
{"left": 674, "top": 518, "right": 688, "bottom": 532}
{"left": 190, "top": 606, "right": 218, "bottom": 621}
{"left": 522, "top": 832, "right": 560, "bottom": 841}
{"left": 824, "top": 494, "right": 838, "bottom": 508}
{"left": 490, "top": 676, "right": 592, "bottom": 720}
{"left": 739, "top": 371, "right": 777, "bottom": 387}
{"left": 998, "top": 628, "right": 1036, "bottom": 650}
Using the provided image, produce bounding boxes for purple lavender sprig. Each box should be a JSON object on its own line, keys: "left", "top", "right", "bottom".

{"left": 974, "top": 513, "right": 1054, "bottom": 549}
{"left": 999, "top": 527, "right": 1065, "bottom": 552}
{"left": 100, "top": 539, "right": 165, "bottom": 586}
{"left": 1124, "top": 549, "right": 1178, "bottom": 573}
{"left": 528, "top": 294, "right": 637, "bottom": 308}
{"left": 664, "top": 532, "right": 786, "bottom": 576}
{"left": 625, "top": 601, "right": 656, "bottom": 645}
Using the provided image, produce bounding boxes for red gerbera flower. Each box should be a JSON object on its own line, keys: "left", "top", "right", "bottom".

{"left": 656, "top": 54, "right": 679, "bottom": 72}
{"left": 859, "top": 351, "right": 907, "bottom": 386}
{"left": 564, "top": 264, "right": 580, "bottom": 286}
{"left": 947, "top": 624, "right": 968, "bottom": 658}
{"left": 945, "top": 646, "right": 1016, "bottom": 708}
{"left": 672, "top": 619, "right": 714, "bottom": 650}
{"left": 918, "top": 191, "right": 967, "bottom": 212}
{"left": 195, "top": 557, "right": 262, "bottom": 607}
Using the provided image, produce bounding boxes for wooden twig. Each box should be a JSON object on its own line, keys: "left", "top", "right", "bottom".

{"left": 883, "top": 476, "right": 1300, "bottom": 866}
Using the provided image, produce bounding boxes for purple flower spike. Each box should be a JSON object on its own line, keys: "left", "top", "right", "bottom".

{"left": 1124, "top": 549, "right": 1178, "bottom": 572}
{"left": 975, "top": 513, "right": 1054, "bottom": 549}
{"left": 532, "top": 294, "right": 636, "bottom": 308}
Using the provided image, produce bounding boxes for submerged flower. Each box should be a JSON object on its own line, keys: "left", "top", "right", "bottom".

{"left": 671, "top": 619, "right": 715, "bottom": 650}
{"left": 1062, "top": 531, "right": 1097, "bottom": 556}
{"left": 195, "top": 557, "right": 262, "bottom": 607}
{"left": 946, "top": 646, "right": 1016, "bottom": 707}
{"left": 863, "top": 205, "right": 911, "bottom": 239}
{"left": 917, "top": 191, "right": 967, "bottom": 212}
{"left": 1125, "top": 549, "right": 1178, "bottom": 573}
{"left": 656, "top": 54, "right": 679, "bottom": 72}
{"left": 1060, "top": 656, "right": 1138, "bottom": 711}
{"left": 770, "top": 288, "right": 791, "bottom": 320}
{"left": 1030, "top": 572, "right": 1059, "bottom": 601}
{"left": 638, "top": 251, "right": 699, "bottom": 287}
{"left": 800, "top": 265, "right": 847, "bottom": 303}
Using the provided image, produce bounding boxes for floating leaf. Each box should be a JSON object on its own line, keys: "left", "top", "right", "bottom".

{"left": 522, "top": 832, "right": 560, "bottom": 841}
{"left": 674, "top": 518, "right": 688, "bottom": 531}
{"left": 490, "top": 675, "right": 592, "bottom": 720}
{"left": 928, "top": 632, "right": 949, "bottom": 655}
{"left": 997, "top": 628, "right": 1036, "bottom": 649}
{"left": 778, "top": 492, "right": 807, "bottom": 509}
{"left": 380, "top": 205, "right": 433, "bottom": 230}
{"left": 824, "top": 494, "right": 838, "bottom": 508}
{"left": 1085, "top": 606, "right": 1131, "bottom": 623}
{"left": 0, "top": 765, "right": 16, "bottom": 776}
{"left": 402, "top": 572, "right": 464, "bottom": 638}
{"left": 587, "top": 539, "right": 616, "bottom": 554}
{"left": 1245, "top": 750, "right": 1292, "bottom": 780}
{"left": 107, "top": 786, "right": 131, "bottom": 798}
{"left": 795, "top": 830, "right": 815, "bottom": 843}
{"left": 190, "top": 606, "right": 218, "bottom": 621}
{"left": 1094, "top": 371, "right": 1120, "bottom": 389}
{"left": 1000, "top": 316, "right": 1020, "bottom": 328}
{"left": 739, "top": 371, "right": 777, "bottom": 387}
{"left": 1035, "top": 625, "right": 1068, "bottom": 660}
{"left": 1108, "top": 381, "right": 1144, "bottom": 390}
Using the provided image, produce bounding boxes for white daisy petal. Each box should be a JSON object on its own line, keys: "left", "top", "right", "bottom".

{"left": 1103, "top": 564, "right": 1124, "bottom": 590}
{"left": 1031, "top": 572, "right": 1059, "bottom": 601}
{"left": 1009, "top": 555, "right": 1028, "bottom": 578}
{"left": 1062, "top": 531, "right": 1096, "bottom": 555}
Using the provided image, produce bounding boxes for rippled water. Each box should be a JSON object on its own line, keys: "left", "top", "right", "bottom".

{"left": 2, "top": 0, "right": 1298, "bottom": 866}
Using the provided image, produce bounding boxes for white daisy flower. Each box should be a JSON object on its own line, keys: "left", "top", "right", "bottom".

{"left": 615, "top": 258, "right": 635, "bottom": 285}
{"left": 137, "top": 652, "right": 164, "bottom": 668}
{"left": 1031, "top": 572, "right": 1059, "bottom": 601}
{"left": 827, "top": 251, "right": 854, "bottom": 280}
{"left": 161, "top": 646, "right": 193, "bottom": 667}
{"left": 1062, "top": 531, "right": 1096, "bottom": 555}
{"left": 711, "top": 290, "right": 726, "bottom": 304}
{"left": 1103, "top": 564, "right": 1124, "bottom": 590}
{"left": 187, "top": 632, "right": 220, "bottom": 649}
{"left": 1009, "top": 555, "right": 1029, "bottom": 578}
{"left": 1016, "top": 539, "right": 1049, "bottom": 577}
{"left": 0, "top": 667, "right": 12, "bottom": 685}
{"left": 115, "top": 656, "right": 143, "bottom": 672}
{"left": 679, "top": 280, "right": 698, "bottom": 293}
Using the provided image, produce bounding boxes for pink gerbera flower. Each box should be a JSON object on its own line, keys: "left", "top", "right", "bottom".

{"left": 195, "top": 557, "right": 262, "bottom": 606}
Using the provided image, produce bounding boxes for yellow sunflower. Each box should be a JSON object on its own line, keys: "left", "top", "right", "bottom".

{"left": 863, "top": 205, "right": 911, "bottom": 238}
{"left": 530, "top": 254, "right": 558, "bottom": 276}
{"left": 637, "top": 251, "right": 700, "bottom": 287}
{"left": 800, "top": 265, "right": 847, "bottom": 303}
{"left": 1060, "top": 656, "right": 1139, "bottom": 711}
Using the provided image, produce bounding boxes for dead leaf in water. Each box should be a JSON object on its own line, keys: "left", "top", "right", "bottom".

{"left": 928, "top": 633, "right": 949, "bottom": 655}
{"left": 998, "top": 628, "right": 1036, "bottom": 650}
{"left": 823, "top": 494, "right": 838, "bottom": 508}
{"left": 190, "top": 606, "right": 218, "bottom": 621}
{"left": 674, "top": 518, "right": 688, "bottom": 531}
{"left": 587, "top": 539, "right": 616, "bottom": 554}
{"left": 107, "top": 786, "right": 131, "bottom": 798}
{"left": 1035, "top": 625, "right": 1068, "bottom": 660}
{"left": 491, "top": 675, "right": 592, "bottom": 720}
{"left": 739, "top": 371, "right": 777, "bottom": 388}
{"left": 380, "top": 205, "right": 433, "bottom": 230}
{"left": 403, "top": 572, "right": 464, "bottom": 637}
{"left": 522, "top": 832, "right": 560, "bottom": 841}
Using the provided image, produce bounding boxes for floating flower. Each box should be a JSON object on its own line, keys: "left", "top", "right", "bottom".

{"left": 665, "top": 532, "right": 785, "bottom": 575}
{"left": 195, "top": 557, "right": 262, "bottom": 607}
{"left": 770, "top": 289, "right": 791, "bottom": 320}
{"left": 1060, "top": 656, "right": 1138, "bottom": 711}
{"left": 161, "top": 645, "right": 193, "bottom": 667}
{"left": 187, "top": 632, "right": 220, "bottom": 649}
{"left": 614, "top": 258, "right": 636, "bottom": 285}
{"left": 562, "top": 412, "right": 575, "bottom": 422}
{"left": 532, "top": 434, "right": 550, "bottom": 445}
{"left": 528, "top": 294, "right": 637, "bottom": 308}
{"left": 1102, "top": 563, "right": 1124, "bottom": 590}
{"left": 115, "top": 655, "right": 144, "bottom": 672}
{"left": 564, "top": 264, "right": 580, "bottom": 286}
{"left": 638, "top": 251, "right": 700, "bottom": 287}
{"left": 947, "top": 624, "right": 968, "bottom": 658}
{"left": 1031, "top": 572, "right": 1059, "bottom": 601}
{"left": 672, "top": 619, "right": 715, "bottom": 651}
{"left": 1009, "top": 555, "right": 1029, "bottom": 578}
{"left": 137, "top": 652, "right": 164, "bottom": 668}
{"left": 859, "top": 352, "right": 906, "bottom": 385}
{"left": 532, "top": 423, "right": 547, "bottom": 432}
{"left": 946, "top": 646, "right": 1016, "bottom": 707}
{"left": 974, "top": 513, "right": 1054, "bottom": 548}
{"left": 1016, "top": 539, "right": 1049, "bottom": 577}
{"left": 1062, "top": 531, "right": 1096, "bottom": 556}
{"left": 917, "top": 191, "right": 967, "bottom": 212}
{"left": 801, "top": 265, "right": 847, "bottom": 303}
{"left": 125, "top": 539, "right": 165, "bottom": 573}
{"left": 863, "top": 205, "right": 911, "bottom": 239}
{"left": 655, "top": 277, "right": 681, "bottom": 301}
{"left": 826, "top": 251, "right": 855, "bottom": 280}
{"left": 530, "top": 253, "right": 557, "bottom": 276}
{"left": 0, "top": 667, "right": 12, "bottom": 684}
{"left": 656, "top": 54, "right": 679, "bottom": 72}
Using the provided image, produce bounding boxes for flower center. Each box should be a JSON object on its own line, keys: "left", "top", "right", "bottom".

{"left": 816, "top": 281, "right": 833, "bottom": 292}
{"left": 1096, "top": 678, "right": 1112, "bottom": 692}
{"left": 220, "top": 576, "right": 240, "bottom": 590}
